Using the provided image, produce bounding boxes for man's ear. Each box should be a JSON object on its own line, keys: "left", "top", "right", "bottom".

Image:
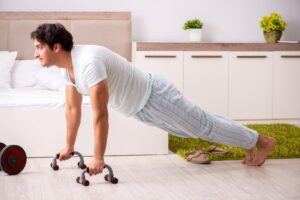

{"left": 53, "top": 43, "right": 62, "bottom": 53}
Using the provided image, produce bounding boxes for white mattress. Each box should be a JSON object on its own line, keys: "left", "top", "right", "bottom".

{"left": 0, "top": 88, "right": 91, "bottom": 109}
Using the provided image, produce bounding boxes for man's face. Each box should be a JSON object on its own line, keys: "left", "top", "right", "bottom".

{"left": 33, "top": 39, "right": 56, "bottom": 67}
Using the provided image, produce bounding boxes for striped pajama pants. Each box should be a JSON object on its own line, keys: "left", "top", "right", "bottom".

{"left": 133, "top": 73, "right": 258, "bottom": 149}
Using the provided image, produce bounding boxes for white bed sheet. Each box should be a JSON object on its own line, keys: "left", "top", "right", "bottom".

{"left": 0, "top": 88, "right": 91, "bottom": 109}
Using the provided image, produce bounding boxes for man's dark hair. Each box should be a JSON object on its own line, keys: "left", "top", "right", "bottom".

{"left": 30, "top": 23, "right": 74, "bottom": 52}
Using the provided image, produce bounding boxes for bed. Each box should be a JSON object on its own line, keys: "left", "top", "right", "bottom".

{"left": 0, "top": 12, "right": 168, "bottom": 157}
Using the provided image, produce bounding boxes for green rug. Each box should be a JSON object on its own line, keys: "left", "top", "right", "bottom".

{"left": 169, "top": 123, "right": 300, "bottom": 161}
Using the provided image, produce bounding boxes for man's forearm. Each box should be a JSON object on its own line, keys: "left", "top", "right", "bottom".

{"left": 65, "top": 106, "right": 81, "bottom": 149}
{"left": 93, "top": 114, "right": 109, "bottom": 160}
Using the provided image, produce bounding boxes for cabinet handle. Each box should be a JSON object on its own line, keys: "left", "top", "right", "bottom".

{"left": 237, "top": 56, "right": 267, "bottom": 58}
{"left": 281, "top": 55, "right": 300, "bottom": 58}
{"left": 144, "top": 55, "right": 177, "bottom": 58}
{"left": 191, "top": 55, "right": 223, "bottom": 58}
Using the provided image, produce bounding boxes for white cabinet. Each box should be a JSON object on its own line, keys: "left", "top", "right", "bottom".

{"left": 184, "top": 51, "right": 229, "bottom": 116}
{"left": 273, "top": 52, "right": 300, "bottom": 119}
{"left": 228, "top": 52, "right": 273, "bottom": 120}
{"left": 134, "top": 51, "right": 183, "bottom": 91}
{"left": 133, "top": 43, "right": 300, "bottom": 123}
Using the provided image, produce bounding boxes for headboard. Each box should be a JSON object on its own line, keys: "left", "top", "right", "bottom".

{"left": 0, "top": 12, "right": 131, "bottom": 61}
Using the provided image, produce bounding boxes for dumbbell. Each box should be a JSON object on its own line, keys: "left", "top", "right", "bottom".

{"left": 76, "top": 164, "right": 118, "bottom": 186}
{"left": 50, "top": 151, "right": 87, "bottom": 170}
{"left": 0, "top": 142, "right": 27, "bottom": 175}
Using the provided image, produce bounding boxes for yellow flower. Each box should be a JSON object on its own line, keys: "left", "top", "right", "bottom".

{"left": 260, "top": 12, "right": 287, "bottom": 33}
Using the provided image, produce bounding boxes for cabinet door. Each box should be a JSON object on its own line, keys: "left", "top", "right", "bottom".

{"left": 134, "top": 51, "right": 183, "bottom": 92}
{"left": 184, "top": 51, "right": 229, "bottom": 116}
{"left": 229, "top": 52, "right": 272, "bottom": 119}
{"left": 273, "top": 51, "right": 300, "bottom": 118}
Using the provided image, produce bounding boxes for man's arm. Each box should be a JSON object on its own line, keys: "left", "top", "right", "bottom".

{"left": 88, "top": 79, "right": 109, "bottom": 175}
{"left": 59, "top": 85, "right": 82, "bottom": 160}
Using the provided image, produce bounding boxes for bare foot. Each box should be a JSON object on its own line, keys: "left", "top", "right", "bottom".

{"left": 248, "top": 135, "right": 276, "bottom": 166}
{"left": 241, "top": 148, "right": 254, "bottom": 165}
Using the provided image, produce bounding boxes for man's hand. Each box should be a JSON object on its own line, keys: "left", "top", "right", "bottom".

{"left": 58, "top": 146, "right": 74, "bottom": 161}
{"left": 88, "top": 158, "right": 105, "bottom": 176}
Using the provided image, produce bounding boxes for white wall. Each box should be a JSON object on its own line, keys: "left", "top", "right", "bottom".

{"left": 0, "top": 0, "right": 299, "bottom": 42}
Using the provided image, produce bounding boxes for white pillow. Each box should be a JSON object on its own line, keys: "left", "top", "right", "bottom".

{"left": 33, "top": 66, "right": 65, "bottom": 92}
{"left": 11, "top": 59, "right": 43, "bottom": 88}
{"left": 0, "top": 51, "right": 17, "bottom": 88}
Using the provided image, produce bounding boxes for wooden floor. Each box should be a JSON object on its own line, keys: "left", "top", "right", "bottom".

{"left": 1, "top": 154, "right": 299, "bottom": 200}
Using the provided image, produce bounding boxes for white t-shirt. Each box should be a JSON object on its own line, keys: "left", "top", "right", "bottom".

{"left": 65, "top": 45, "right": 153, "bottom": 116}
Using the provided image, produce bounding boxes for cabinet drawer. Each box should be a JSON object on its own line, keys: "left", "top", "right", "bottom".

{"left": 134, "top": 51, "right": 183, "bottom": 91}
{"left": 184, "top": 51, "right": 229, "bottom": 116}
{"left": 229, "top": 52, "right": 273, "bottom": 119}
{"left": 273, "top": 51, "right": 300, "bottom": 118}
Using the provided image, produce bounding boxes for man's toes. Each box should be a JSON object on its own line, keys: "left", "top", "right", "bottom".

{"left": 253, "top": 159, "right": 265, "bottom": 166}
{"left": 242, "top": 158, "right": 253, "bottom": 165}
{"left": 245, "top": 160, "right": 256, "bottom": 166}
{"left": 242, "top": 159, "right": 251, "bottom": 164}
{"left": 246, "top": 158, "right": 265, "bottom": 166}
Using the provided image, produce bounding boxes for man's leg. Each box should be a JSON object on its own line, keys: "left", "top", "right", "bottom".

{"left": 134, "top": 74, "right": 276, "bottom": 166}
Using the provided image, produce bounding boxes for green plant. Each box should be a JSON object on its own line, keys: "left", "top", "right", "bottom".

{"left": 182, "top": 18, "right": 203, "bottom": 30}
{"left": 260, "top": 12, "right": 287, "bottom": 33}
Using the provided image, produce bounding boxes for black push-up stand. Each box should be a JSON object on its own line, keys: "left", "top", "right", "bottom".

{"left": 50, "top": 151, "right": 87, "bottom": 171}
{"left": 50, "top": 151, "right": 118, "bottom": 186}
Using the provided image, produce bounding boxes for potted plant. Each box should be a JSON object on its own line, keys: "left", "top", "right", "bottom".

{"left": 260, "top": 12, "right": 287, "bottom": 43}
{"left": 183, "top": 18, "right": 203, "bottom": 42}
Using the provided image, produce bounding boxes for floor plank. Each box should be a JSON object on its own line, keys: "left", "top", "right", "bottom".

{"left": 1, "top": 154, "right": 299, "bottom": 200}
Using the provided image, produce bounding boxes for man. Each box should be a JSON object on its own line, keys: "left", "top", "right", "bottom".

{"left": 31, "top": 23, "right": 276, "bottom": 176}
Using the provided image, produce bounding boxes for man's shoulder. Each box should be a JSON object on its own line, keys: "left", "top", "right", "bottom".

{"left": 72, "top": 45, "right": 108, "bottom": 65}
{"left": 73, "top": 44, "right": 107, "bottom": 52}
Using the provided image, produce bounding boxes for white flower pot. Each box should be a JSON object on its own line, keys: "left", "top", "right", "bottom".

{"left": 189, "top": 29, "right": 202, "bottom": 42}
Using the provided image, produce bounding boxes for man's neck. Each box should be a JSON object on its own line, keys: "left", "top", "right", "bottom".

{"left": 55, "top": 51, "right": 73, "bottom": 71}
